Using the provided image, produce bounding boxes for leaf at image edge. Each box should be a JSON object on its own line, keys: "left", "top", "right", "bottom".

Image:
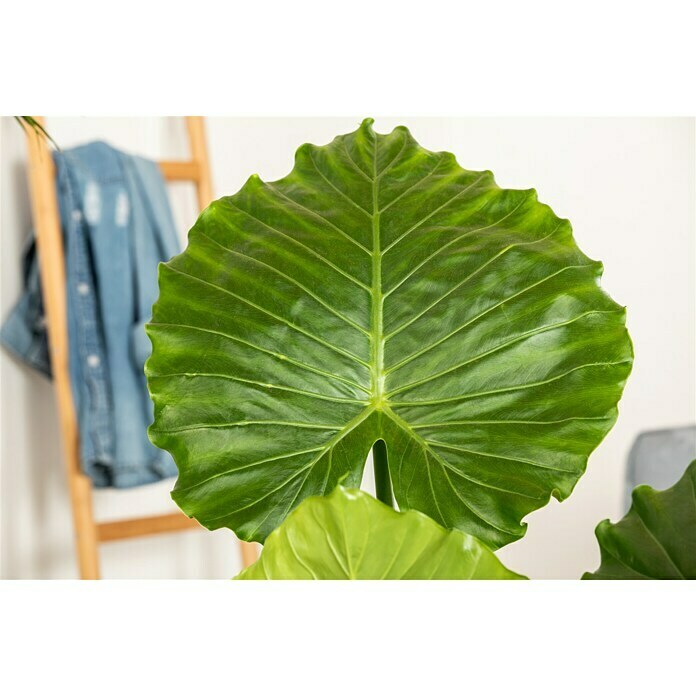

{"left": 583, "top": 460, "right": 696, "bottom": 579}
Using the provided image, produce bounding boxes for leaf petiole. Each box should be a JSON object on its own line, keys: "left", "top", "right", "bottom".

{"left": 373, "top": 439, "right": 393, "bottom": 508}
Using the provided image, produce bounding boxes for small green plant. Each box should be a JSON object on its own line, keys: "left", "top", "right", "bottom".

{"left": 15, "top": 116, "right": 59, "bottom": 149}
{"left": 147, "top": 119, "right": 640, "bottom": 579}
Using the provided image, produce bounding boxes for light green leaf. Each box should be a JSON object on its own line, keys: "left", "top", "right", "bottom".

{"left": 583, "top": 460, "right": 696, "bottom": 579}
{"left": 147, "top": 118, "right": 633, "bottom": 548}
{"left": 236, "top": 486, "right": 524, "bottom": 579}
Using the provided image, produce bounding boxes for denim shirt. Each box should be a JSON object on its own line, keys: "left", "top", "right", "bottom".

{"left": 1, "top": 142, "right": 181, "bottom": 488}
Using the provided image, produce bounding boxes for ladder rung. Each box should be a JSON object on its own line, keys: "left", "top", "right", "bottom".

{"left": 159, "top": 160, "right": 202, "bottom": 181}
{"left": 97, "top": 512, "right": 201, "bottom": 543}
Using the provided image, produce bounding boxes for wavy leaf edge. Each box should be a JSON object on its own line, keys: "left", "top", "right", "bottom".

{"left": 146, "top": 117, "right": 633, "bottom": 548}
{"left": 583, "top": 460, "right": 696, "bottom": 580}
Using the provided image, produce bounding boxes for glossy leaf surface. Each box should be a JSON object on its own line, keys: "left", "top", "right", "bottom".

{"left": 147, "top": 119, "right": 633, "bottom": 547}
{"left": 584, "top": 460, "right": 696, "bottom": 579}
{"left": 236, "top": 486, "right": 524, "bottom": 579}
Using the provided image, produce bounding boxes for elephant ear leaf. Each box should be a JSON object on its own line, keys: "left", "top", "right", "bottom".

{"left": 583, "top": 460, "right": 696, "bottom": 579}
{"left": 236, "top": 486, "right": 524, "bottom": 580}
{"left": 146, "top": 118, "right": 633, "bottom": 548}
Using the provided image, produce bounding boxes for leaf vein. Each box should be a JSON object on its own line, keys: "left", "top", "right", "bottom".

{"left": 265, "top": 182, "right": 371, "bottom": 254}
{"left": 166, "top": 264, "right": 370, "bottom": 368}
{"left": 152, "top": 372, "right": 367, "bottom": 404}
{"left": 388, "top": 308, "right": 618, "bottom": 395}
{"left": 224, "top": 200, "right": 371, "bottom": 291}
{"left": 389, "top": 360, "right": 631, "bottom": 406}
{"left": 381, "top": 172, "right": 491, "bottom": 257}
{"left": 379, "top": 156, "right": 447, "bottom": 212}
{"left": 198, "top": 230, "right": 370, "bottom": 335}
{"left": 308, "top": 151, "right": 372, "bottom": 218}
{"left": 150, "top": 322, "right": 370, "bottom": 394}
{"left": 384, "top": 225, "right": 561, "bottom": 340}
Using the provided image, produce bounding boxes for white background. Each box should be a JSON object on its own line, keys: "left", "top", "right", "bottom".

{"left": 1, "top": 116, "right": 694, "bottom": 579}
{"left": 1, "top": 580, "right": 693, "bottom": 695}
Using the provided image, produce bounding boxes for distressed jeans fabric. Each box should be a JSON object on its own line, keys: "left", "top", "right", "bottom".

{"left": 1, "top": 142, "right": 181, "bottom": 488}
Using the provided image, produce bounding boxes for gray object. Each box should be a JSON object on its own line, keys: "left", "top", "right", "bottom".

{"left": 625, "top": 425, "right": 696, "bottom": 511}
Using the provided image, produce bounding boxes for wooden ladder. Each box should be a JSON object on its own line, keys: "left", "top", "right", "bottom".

{"left": 24, "top": 116, "right": 257, "bottom": 579}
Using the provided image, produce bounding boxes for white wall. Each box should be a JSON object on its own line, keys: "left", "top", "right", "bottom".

{"left": 1, "top": 117, "right": 694, "bottom": 578}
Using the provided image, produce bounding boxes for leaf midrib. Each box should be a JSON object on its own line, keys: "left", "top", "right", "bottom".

{"left": 291, "top": 134, "right": 591, "bottom": 527}
{"left": 370, "top": 129, "right": 386, "bottom": 408}
{"left": 296, "top": 134, "right": 534, "bottom": 538}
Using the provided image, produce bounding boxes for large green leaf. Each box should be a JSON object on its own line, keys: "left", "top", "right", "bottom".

{"left": 236, "top": 486, "right": 524, "bottom": 579}
{"left": 583, "top": 460, "right": 696, "bottom": 579}
{"left": 147, "top": 118, "right": 633, "bottom": 548}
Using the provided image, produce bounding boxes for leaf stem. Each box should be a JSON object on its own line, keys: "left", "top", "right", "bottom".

{"left": 373, "top": 440, "right": 393, "bottom": 508}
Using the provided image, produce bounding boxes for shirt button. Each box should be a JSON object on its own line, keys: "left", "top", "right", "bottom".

{"left": 77, "top": 282, "right": 89, "bottom": 295}
{"left": 87, "top": 354, "right": 100, "bottom": 368}
{"left": 72, "top": 210, "right": 82, "bottom": 222}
